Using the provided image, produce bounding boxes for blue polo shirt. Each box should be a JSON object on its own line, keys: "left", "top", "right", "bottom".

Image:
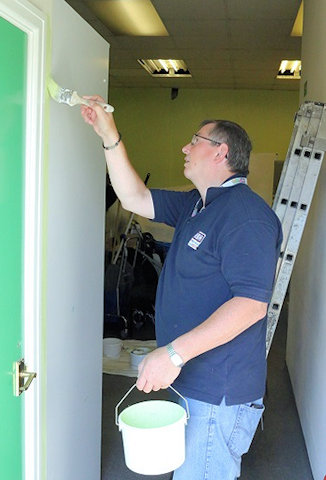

{"left": 151, "top": 182, "right": 282, "bottom": 405}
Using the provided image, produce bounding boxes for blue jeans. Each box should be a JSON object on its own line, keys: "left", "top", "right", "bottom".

{"left": 173, "top": 396, "right": 264, "bottom": 480}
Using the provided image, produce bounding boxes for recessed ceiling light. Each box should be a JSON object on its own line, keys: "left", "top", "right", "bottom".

{"left": 87, "top": 0, "right": 168, "bottom": 36}
{"left": 138, "top": 59, "right": 192, "bottom": 77}
{"left": 277, "top": 60, "right": 301, "bottom": 79}
{"left": 291, "top": 1, "right": 303, "bottom": 37}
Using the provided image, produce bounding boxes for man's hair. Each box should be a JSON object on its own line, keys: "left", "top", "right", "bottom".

{"left": 200, "top": 120, "right": 252, "bottom": 176}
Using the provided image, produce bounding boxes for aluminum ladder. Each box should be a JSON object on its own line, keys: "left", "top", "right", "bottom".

{"left": 266, "top": 101, "right": 326, "bottom": 356}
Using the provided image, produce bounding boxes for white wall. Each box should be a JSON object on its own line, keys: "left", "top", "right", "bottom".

{"left": 286, "top": 1, "right": 326, "bottom": 478}
{"left": 46, "top": 1, "right": 109, "bottom": 479}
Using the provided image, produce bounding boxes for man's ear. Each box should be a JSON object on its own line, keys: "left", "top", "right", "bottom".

{"left": 215, "top": 143, "right": 229, "bottom": 161}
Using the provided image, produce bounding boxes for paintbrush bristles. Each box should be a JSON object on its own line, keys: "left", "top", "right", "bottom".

{"left": 48, "top": 77, "right": 74, "bottom": 105}
{"left": 47, "top": 77, "right": 63, "bottom": 102}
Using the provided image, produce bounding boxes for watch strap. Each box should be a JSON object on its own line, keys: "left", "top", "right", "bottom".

{"left": 166, "top": 343, "right": 185, "bottom": 367}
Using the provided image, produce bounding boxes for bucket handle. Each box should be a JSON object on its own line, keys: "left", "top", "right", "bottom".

{"left": 115, "top": 383, "right": 190, "bottom": 426}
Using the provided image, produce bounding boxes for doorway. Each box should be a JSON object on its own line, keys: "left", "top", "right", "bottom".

{"left": 0, "top": 1, "right": 46, "bottom": 478}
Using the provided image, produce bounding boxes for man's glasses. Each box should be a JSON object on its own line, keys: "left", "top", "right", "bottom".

{"left": 191, "top": 134, "right": 222, "bottom": 146}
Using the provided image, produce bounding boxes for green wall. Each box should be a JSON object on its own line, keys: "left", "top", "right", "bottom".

{"left": 109, "top": 87, "right": 299, "bottom": 188}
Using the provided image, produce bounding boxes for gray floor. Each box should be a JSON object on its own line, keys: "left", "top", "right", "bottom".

{"left": 101, "top": 301, "right": 313, "bottom": 480}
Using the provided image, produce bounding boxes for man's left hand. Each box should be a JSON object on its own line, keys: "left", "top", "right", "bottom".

{"left": 136, "top": 346, "right": 181, "bottom": 393}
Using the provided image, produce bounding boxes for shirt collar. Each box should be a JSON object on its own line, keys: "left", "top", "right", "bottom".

{"left": 205, "top": 174, "right": 247, "bottom": 206}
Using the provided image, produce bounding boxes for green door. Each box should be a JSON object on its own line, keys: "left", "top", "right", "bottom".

{"left": 0, "top": 15, "right": 27, "bottom": 478}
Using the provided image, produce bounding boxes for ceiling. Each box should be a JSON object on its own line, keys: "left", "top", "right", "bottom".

{"left": 65, "top": 0, "right": 302, "bottom": 91}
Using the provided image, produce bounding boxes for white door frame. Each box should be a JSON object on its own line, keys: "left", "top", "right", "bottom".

{"left": 0, "top": 1, "right": 46, "bottom": 478}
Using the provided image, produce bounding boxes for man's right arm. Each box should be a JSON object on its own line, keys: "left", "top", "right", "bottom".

{"left": 81, "top": 97, "right": 154, "bottom": 219}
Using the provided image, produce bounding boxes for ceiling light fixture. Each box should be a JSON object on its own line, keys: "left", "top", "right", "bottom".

{"left": 277, "top": 60, "right": 301, "bottom": 79}
{"left": 87, "top": 0, "right": 168, "bottom": 36}
{"left": 158, "top": 59, "right": 168, "bottom": 72}
{"left": 138, "top": 59, "right": 192, "bottom": 77}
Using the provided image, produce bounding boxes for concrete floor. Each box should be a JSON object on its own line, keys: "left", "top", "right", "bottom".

{"left": 101, "top": 301, "right": 313, "bottom": 480}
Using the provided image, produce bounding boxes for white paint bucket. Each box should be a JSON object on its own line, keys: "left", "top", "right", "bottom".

{"left": 130, "top": 347, "right": 152, "bottom": 368}
{"left": 115, "top": 384, "right": 189, "bottom": 475}
{"left": 103, "top": 337, "right": 122, "bottom": 358}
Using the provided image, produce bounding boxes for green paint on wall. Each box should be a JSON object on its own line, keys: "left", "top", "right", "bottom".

{"left": 110, "top": 87, "right": 299, "bottom": 188}
{"left": 0, "top": 16, "right": 27, "bottom": 478}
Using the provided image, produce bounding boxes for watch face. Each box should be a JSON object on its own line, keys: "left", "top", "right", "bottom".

{"left": 172, "top": 353, "right": 183, "bottom": 367}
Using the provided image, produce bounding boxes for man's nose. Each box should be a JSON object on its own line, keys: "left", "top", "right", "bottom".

{"left": 182, "top": 143, "right": 191, "bottom": 154}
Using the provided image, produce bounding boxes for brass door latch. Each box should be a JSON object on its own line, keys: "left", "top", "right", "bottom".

{"left": 13, "top": 359, "right": 37, "bottom": 397}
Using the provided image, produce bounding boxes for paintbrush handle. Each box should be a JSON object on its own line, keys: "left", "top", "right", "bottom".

{"left": 96, "top": 101, "right": 115, "bottom": 113}
{"left": 74, "top": 92, "right": 114, "bottom": 112}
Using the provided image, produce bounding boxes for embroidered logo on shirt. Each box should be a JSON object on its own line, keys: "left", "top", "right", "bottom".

{"left": 188, "top": 231, "right": 206, "bottom": 250}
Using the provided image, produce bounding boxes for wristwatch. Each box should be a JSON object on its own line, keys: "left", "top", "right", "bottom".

{"left": 166, "top": 343, "right": 185, "bottom": 368}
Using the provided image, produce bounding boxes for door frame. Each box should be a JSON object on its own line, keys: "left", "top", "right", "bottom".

{"left": 0, "top": 0, "right": 46, "bottom": 478}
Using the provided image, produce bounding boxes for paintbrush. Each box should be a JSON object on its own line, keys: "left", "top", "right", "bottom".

{"left": 48, "top": 77, "right": 114, "bottom": 112}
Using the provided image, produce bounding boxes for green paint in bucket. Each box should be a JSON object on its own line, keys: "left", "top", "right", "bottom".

{"left": 120, "top": 400, "right": 186, "bottom": 428}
